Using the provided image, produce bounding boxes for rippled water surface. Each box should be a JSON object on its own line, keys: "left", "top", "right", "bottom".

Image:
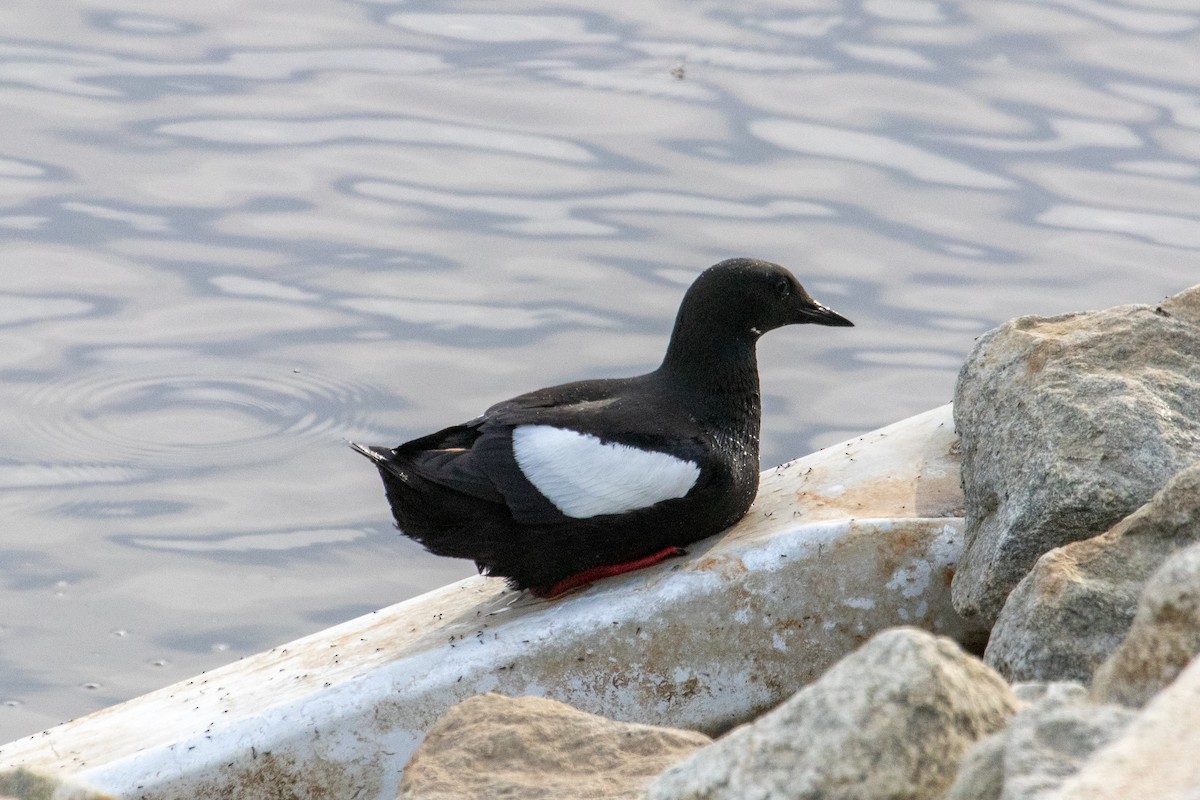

{"left": 2, "top": 0, "right": 1199, "bottom": 740}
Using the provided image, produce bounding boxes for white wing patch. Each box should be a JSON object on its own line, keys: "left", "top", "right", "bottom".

{"left": 511, "top": 425, "right": 700, "bottom": 519}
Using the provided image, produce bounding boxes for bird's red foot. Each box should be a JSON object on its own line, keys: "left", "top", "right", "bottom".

{"left": 531, "top": 546, "right": 688, "bottom": 599}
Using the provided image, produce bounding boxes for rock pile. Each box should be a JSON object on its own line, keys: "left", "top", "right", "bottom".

{"left": 645, "top": 629, "right": 1015, "bottom": 800}
{"left": 951, "top": 286, "right": 1200, "bottom": 626}
{"left": 1091, "top": 539, "right": 1200, "bottom": 707}
{"left": 399, "top": 283, "right": 1200, "bottom": 800}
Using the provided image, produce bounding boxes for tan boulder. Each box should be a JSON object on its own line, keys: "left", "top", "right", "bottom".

{"left": 1091, "top": 540, "right": 1200, "bottom": 707}
{"left": 1049, "top": 652, "right": 1200, "bottom": 799}
{"left": 985, "top": 463, "right": 1200, "bottom": 683}
{"left": 399, "top": 693, "right": 710, "bottom": 800}
{"left": 944, "top": 682, "right": 1135, "bottom": 800}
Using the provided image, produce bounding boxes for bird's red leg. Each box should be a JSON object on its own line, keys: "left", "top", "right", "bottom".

{"left": 531, "top": 546, "right": 687, "bottom": 599}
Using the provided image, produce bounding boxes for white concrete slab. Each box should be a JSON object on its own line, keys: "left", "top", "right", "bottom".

{"left": 0, "top": 404, "right": 980, "bottom": 800}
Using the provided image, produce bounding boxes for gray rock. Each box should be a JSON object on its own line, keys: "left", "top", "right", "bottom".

{"left": 985, "top": 463, "right": 1200, "bottom": 683}
{"left": 399, "top": 693, "right": 711, "bottom": 800}
{"left": 645, "top": 627, "right": 1016, "bottom": 800}
{"left": 1091, "top": 540, "right": 1200, "bottom": 707}
{"left": 944, "top": 683, "right": 1135, "bottom": 800}
{"left": 1050, "top": 652, "right": 1200, "bottom": 799}
{"left": 952, "top": 283, "right": 1200, "bottom": 625}
{"left": 944, "top": 732, "right": 1006, "bottom": 800}
{"left": 1010, "top": 682, "right": 1055, "bottom": 703}
{"left": 998, "top": 684, "right": 1133, "bottom": 799}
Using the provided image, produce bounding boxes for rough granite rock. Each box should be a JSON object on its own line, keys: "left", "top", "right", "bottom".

{"left": 952, "top": 283, "right": 1200, "bottom": 625}
{"left": 398, "top": 693, "right": 711, "bottom": 800}
{"left": 1091, "top": 540, "right": 1200, "bottom": 707}
{"left": 644, "top": 627, "right": 1016, "bottom": 800}
{"left": 1049, "top": 651, "right": 1200, "bottom": 799}
{"left": 984, "top": 463, "right": 1200, "bottom": 683}
{"left": 943, "top": 732, "right": 1006, "bottom": 800}
{"left": 944, "top": 683, "right": 1135, "bottom": 800}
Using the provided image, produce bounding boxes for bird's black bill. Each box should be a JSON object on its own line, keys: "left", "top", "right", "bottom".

{"left": 799, "top": 302, "right": 854, "bottom": 327}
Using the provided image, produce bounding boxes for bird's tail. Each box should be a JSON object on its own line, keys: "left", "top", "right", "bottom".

{"left": 348, "top": 441, "right": 390, "bottom": 464}
{"left": 349, "top": 441, "right": 412, "bottom": 486}
{"left": 349, "top": 439, "right": 522, "bottom": 582}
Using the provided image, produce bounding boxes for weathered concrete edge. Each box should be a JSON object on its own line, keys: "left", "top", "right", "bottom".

{"left": 0, "top": 405, "right": 977, "bottom": 799}
{"left": 85, "top": 518, "right": 971, "bottom": 800}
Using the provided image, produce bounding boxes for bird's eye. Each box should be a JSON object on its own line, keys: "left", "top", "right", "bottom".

{"left": 775, "top": 279, "right": 790, "bottom": 299}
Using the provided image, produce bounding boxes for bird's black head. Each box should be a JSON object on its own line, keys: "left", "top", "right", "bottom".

{"left": 657, "top": 257, "right": 853, "bottom": 423}
{"left": 679, "top": 257, "right": 854, "bottom": 340}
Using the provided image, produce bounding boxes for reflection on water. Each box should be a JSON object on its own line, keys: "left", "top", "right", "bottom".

{"left": 2, "top": 0, "right": 1199, "bottom": 740}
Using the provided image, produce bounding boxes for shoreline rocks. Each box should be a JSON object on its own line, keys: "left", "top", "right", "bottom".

{"left": 944, "top": 682, "right": 1136, "bottom": 800}
{"left": 644, "top": 628, "right": 1015, "bottom": 800}
{"left": 1091, "top": 540, "right": 1200, "bottom": 707}
{"left": 1052, "top": 652, "right": 1200, "bottom": 799}
{"left": 951, "top": 287, "right": 1200, "bottom": 626}
{"left": 984, "top": 462, "right": 1200, "bottom": 684}
{"left": 401, "top": 283, "right": 1200, "bottom": 800}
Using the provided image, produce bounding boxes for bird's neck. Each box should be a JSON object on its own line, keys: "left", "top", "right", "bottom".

{"left": 658, "top": 328, "right": 763, "bottom": 443}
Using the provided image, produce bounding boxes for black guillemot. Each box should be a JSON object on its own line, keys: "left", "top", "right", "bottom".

{"left": 352, "top": 258, "right": 853, "bottom": 597}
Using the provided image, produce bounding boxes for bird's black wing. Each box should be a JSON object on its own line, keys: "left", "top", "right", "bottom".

{"left": 386, "top": 420, "right": 507, "bottom": 505}
{"left": 381, "top": 375, "right": 634, "bottom": 513}
{"left": 466, "top": 421, "right": 569, "bottom": 525}
{"left": 384, "top": 374, "right": 712, "bottom": 528}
